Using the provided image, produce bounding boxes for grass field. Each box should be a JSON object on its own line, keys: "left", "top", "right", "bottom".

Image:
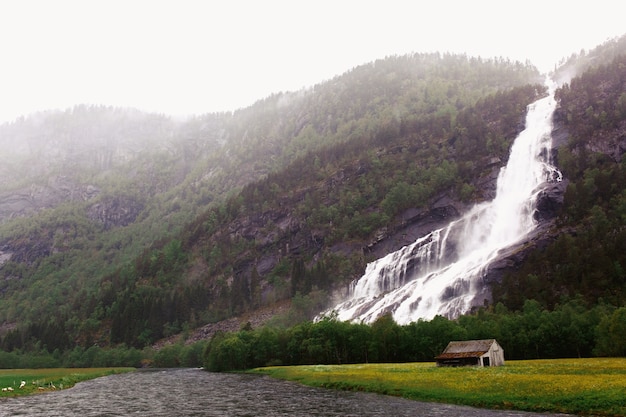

{"left": 0, "top": 368, "right": 134, "bottom": 397}
{"left": 251, "top": 358, "right": 626, "bottom": 416}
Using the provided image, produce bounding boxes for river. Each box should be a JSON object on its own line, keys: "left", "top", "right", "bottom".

{"left": 0, "top": 368, "right": 574, "bottom": 416}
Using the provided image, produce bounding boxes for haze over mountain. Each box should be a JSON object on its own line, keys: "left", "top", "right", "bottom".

{"left": 1, "top": 0, "right": 624, "bottom": 123}
{"left": 0, "top": 10, "right": 625, "bottom": 364}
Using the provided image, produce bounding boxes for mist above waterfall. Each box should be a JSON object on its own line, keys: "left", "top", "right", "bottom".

{"left": 329, "top": 80, "right": 561, "bottom": 324}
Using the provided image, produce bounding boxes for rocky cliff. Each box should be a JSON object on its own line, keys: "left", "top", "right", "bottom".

{"left": 0, "top": 177, "right": 100, "bottom": 222}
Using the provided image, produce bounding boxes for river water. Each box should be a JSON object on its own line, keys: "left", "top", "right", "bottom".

{"left": 0, "top": 368, "right": 574, "bottom": 416}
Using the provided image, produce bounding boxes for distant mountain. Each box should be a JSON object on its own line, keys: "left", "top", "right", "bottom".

{"left": 1, "top": 37, "right": 625, "bottom": 353}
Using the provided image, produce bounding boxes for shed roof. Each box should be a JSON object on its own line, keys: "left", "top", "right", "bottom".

{"left": 435, "top": 339, "right": 498, "bottom": 360}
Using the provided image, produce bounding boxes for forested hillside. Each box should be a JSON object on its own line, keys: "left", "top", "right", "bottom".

{"left": 1, "top": 33, "right": 625, "bottom": 360}
{"left": 202, "top": 36, "right": 626, "bottom": 370}
{"left": 493, "top": 50, "right": 626, "bottom": 310}
{"left": 0, "top": 53, "right": 542, "bottom": 352}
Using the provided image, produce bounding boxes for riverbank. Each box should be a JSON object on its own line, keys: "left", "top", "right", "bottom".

{"left": 0, "top": 368, "right": 134, "bottom": 398}
{"left": 251, "top": 358, "right": 626, "bottom": 416}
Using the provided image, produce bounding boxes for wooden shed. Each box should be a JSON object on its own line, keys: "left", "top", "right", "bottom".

{"left": 435, "top": 339, "right": 504, "bottom": 367}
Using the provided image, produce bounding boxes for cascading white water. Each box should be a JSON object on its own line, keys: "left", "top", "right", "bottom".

{"left": 329, "top": 80, "right": 562, "bottom": 324}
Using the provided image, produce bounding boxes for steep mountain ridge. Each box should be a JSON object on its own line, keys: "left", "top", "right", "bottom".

{"left": 1, "top": 38, "right": 625, "bottom": 352}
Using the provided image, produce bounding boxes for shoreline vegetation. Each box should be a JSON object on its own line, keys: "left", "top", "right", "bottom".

{"left": 0, "top": 368, "right": 134, "bottom": 398}
{"left": 251, "top": 358, "right": 626, "bottom": 417}
{"left": 1, "top": 359, "right": 625, "bottom": 416}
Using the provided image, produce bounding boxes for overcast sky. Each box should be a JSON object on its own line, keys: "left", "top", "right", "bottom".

{"left": 0, "top": 0, "right": 624, "bottom": 123}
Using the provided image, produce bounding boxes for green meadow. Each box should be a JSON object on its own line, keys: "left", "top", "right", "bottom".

{"left": 0, "top": 368, "right": 134, "bottom": 397}
{"left": 252, "top": 358, "right": 626, "bottom": 416}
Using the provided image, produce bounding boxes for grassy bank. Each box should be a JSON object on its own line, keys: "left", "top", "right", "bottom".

{"left": 0, "top": 368, "right": 134, "bottom": 397}
{"left": 251, "top": 358, "right": 626, "bottom": 416}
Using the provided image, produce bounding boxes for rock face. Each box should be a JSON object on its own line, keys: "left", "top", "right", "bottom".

{"left": 534, "top": 179, "right": 568, "bottom": 222}
{"left": 365, "top": 194, "right": 467, "bottom": 260}
{"left": 364, "top": 162, "right": 503, "bottom": 261}
{"left": 0, "top": 106, "right": 177, "bottom": 224}
{"left": 87, "top": 196, "right": 144, "bottom": 229}
{"left": 0, "top": 177, "right": 100, "bottom": 222}
{"left": 356, "top": 122, "right": 570, "bottom": 313}
{"left": 152, "top": 302, "right": 291, "bottom": 349}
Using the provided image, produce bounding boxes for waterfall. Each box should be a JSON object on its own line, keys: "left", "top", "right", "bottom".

{"left": 329, "top": 80, "right": 561, "bottom": 324}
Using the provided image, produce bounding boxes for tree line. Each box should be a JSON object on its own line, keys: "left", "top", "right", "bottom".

{"left": 203, "top": 299, "right": 626, "bottom": 372}
{"left": 0, "top": 341, "right": 207, "bottom": 369}
{"left": 3, "top": 297, "right": 624, "bottom": 371}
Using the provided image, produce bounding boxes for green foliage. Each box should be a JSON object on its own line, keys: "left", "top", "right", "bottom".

{"left": 594, "top": 307, "right": 626, "bottom": 357}
{"left": 203, "top": 298, "right": 623, "bottom": 372}
{"left": 153, "top": 344, "right": 183, "bottom": 368}
{"left": 203, "top": 332, "right": 249, "bottom": 372}
{"left": 0, "top": 341, "right": 206, "bottom": 369}
{"left": 493, "top": 54, "right": 626, "bottom": 311}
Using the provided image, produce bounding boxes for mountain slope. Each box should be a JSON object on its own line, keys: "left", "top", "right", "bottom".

{"left": 1, "top": 53, "right": 544, "bottom": 349}
{"left": 492, "top": 48, "right": 626, "bottom": 310}
{"left": 2, "top": 41, "right": 622, "bottom": 351}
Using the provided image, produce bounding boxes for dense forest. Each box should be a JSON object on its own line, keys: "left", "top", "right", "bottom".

{"left": 1, "top": 34, "right": 626, "bottom": 364}
{"left": 204, "top": 300, "right": 626, "bottom": 372}
{"left": 2, "top": 298, "right": 623, "bottom": 370}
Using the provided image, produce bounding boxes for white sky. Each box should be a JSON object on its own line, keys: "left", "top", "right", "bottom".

{"left": 0, "top": 0, "right": 624, "bottom": 123}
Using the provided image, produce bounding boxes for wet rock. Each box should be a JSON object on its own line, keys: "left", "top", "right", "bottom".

{"left": 87, "top": 196, "right": 144, "bottom": 229}
{"left": 534, "top": 179, "right": 568, "bottom": 222}
{"left": 0, "top": 177, "right": 100, "bottom": 222}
